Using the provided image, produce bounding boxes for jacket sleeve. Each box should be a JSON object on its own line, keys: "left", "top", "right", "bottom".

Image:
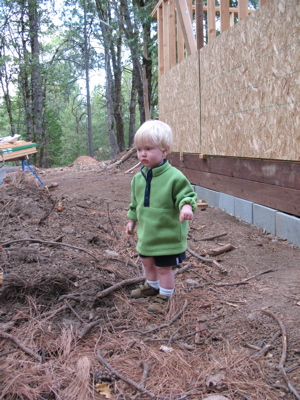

{"left": 173, "top": 175, "right": 197, "bottom": 213}
{"left": 127, "top": 176, "right": 138, "bottom": 221}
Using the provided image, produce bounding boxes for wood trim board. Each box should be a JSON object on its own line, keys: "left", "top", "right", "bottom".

{"left": 168, "top": 153, "right": 300, "bottom": 216}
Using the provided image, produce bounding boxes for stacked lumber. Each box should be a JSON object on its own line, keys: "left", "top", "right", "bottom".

{"left": 0, "top": 141, "right": 38, "bottom": 162}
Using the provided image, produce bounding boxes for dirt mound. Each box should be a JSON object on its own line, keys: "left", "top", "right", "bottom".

{"left": 74, "top": 155, "right": 100, "bottom": 165}
{"left": 0, "top": 163, "right": 299, "bottom": 400}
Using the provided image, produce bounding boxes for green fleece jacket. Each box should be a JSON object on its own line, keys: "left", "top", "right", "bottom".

{"left": 127, "top": 160, "right": 197, "bottom": 256}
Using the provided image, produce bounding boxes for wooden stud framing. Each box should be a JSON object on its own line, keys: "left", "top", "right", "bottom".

{"left": 169, "top": 0, "right": 176, "bottom": 69}
{"left": 207, "top": 0, "right": 216, "bottom": 43}
{"left": 157, "top": 5, "right": 164, "bottom": 76}
{"left": 238, "top": 0, "right": 249, "bottom": 20}
{"left": 152, "top": 0, "right": 269, "bottom": 76}
{"left": 177, "top": 13, "right": 184, "bottom": 63}
{"left": 175, "top": 0, "right": 197, "bottom": 56}
{"left": 259, "top": 0, "right": 270, "bottom": 6}
{"left": 196, "top": 0, "right": 204, "bottom": 49}
{"left": 220, "top": 0, "right": 230, "bottom": 33}
{"left": 163, "top": 0, "right": 170, "bottom": 72}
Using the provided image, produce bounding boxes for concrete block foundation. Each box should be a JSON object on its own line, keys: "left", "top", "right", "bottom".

{"left": 194, "top": 185, "right": 300, "bottom": 247}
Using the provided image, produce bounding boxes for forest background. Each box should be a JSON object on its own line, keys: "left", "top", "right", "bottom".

{"left": 0, "top": 0, "right": 258, "bottom": 168}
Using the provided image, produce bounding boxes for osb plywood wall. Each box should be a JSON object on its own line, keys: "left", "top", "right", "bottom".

{"left": 159, "top": 52, "right": 201, "bottom": 152}
{"left": 158, "top": 0, "right": 300, "bottom": 161}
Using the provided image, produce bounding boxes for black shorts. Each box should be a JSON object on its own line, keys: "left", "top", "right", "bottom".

{"left": 139, "top": 252, "right": 186, "bottom": 267}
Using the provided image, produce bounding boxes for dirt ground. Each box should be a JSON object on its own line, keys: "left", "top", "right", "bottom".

{"left": 0, "top": 153, "right": 299, "bottom": 400}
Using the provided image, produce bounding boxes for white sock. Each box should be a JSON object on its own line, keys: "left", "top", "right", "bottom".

{"left": 147, "top": 280, "right": 160, "bottom": 290}
{"left": 159, "top": 287, "right": 174, "bottom": 297}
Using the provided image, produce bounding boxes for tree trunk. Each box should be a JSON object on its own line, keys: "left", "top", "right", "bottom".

{"left": 110, "top": 35, "right": 125, "bottom": 152}
{"left": 83, "top": 2, "right": 94, "bottom": 158}
{"left": 104, "top": 43, "right": 119, "bottom": 159}
{"left": 128, "top": 67, "right": 138, "bottom": 147}
{"left": 28, "top": 0, "right": 45, "bottom": 166}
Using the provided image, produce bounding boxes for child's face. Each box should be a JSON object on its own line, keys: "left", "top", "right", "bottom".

{"left": 136, "top": 143, "right": 168, "bottom": 169}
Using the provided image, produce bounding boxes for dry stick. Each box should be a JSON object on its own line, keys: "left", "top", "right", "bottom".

{"left": 41, "top": 304, "right": 68, "bottom": 321}
{"left": 78, "top": 318, "right": 103, "bottom": 339}
{"left": 107, "top": 203, "right": 119, "bottom": 240}
{"left": 253, "top": 313, "right": 300, "bottom": 400}
{"left": 195, "top": 232, "right": 228, "bottom": 241}
{"left": 252, "top": 329, "right": 281, "bottom": 358}
{"left": 193, "top": 268, "right": 275, "bottom": 289}
{"left": 65, "top": 300, "right": 84, "bottom": 323}
{"left": 139, "top": 361, "right": 150, "bottom": 387}
{"left": 125, "top": 161, "right": 141, "bottom": 174}
{"left": 208, "top": 243, "right": 235, "bottom": 256}
{"left": 97, "top": 263, "right": 191, "bottom": 299}
{"left": 1, "top": 238, "right": 99, "bottom": 260}
{"left": 280, "top": 367, "right": 300, "bottom": 400}
{"left": 106, "top": 146, "right": 136, "bottom": 169}
{"left": 97, "top": 276, "right": 145, "bottom": 298}
{"left": 0, "top": 331, "right": 42, "bottom": 362}
{"left": 125, "top": 300, "right": 188, "bottom": 335}
{"left": 187, "top": 246, "right": 227, "bottom": 274}
{"left": 256, "top": 309, "right": 287, "bottom": 370}
{"left": 96, "top": 350, "right": 156, "bottom": 398}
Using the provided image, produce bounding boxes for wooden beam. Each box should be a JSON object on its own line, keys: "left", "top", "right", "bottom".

{"left": 259, "top": 0, "right": 270, "bottom": 6}
{"left": 152, "top": 1, "right": 257, "bottom": 18}
{"left": 169, "top": 0, "right": 176, "bottom": 68}
{"left": 220, "top": 0, "right": 230, "bottom": 33}
{"left": 238, "top": 0, "right": 248, "bottom": 20}
{"left": 168, "top": 153, "right": 300, "bottom": 217}
{"left": 196, "top": 0, "right": 204, "bottom": 49}
{"left": 177, "top": 11, "right": 184, "bottom": 62}
{"left": 163, "top": 0, "right": 170, "bottom": 71}
{"left": 207, "top": 0, "right": 216, "bottom": 43}
{"left": 157, "top": 5, "right": 164, "bottom": 76}
{"left": 175, "top": 0, "right": 197, "bottom": 56}
{"left": 202, "top": 5, "right": 256, "bottom": 14}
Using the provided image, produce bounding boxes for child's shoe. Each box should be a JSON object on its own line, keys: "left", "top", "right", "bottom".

{"left": 147, "top": 294, "right": 169, "bottom": 313}
{"left": 130, "top": 282, "right": 159, "bottom": 298}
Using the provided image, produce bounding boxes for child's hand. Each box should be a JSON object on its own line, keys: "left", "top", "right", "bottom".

{"left": 126, "top": 220, "right": 136, "bottom": 235}
{"left": 179, "top": 204, "right": 193, "bottom": 223}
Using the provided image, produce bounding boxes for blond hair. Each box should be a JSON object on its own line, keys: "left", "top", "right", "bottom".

{"left": 134, "top": 120, "right": 173, "bottom": 151}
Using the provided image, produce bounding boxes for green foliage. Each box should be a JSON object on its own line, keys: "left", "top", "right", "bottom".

{"left": 44, "top": 108, "right": 63, "bottom": 167}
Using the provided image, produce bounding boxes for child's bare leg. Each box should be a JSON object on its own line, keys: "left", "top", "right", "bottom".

{"left": 130, "top": 257, "right": 159, "bottom": 298}
{"left": 141, "top": 257, "right": 158, "bottom": 281}
{"left": 156, "top": 266, "right": 174, "bottom": 289}
{"left": 156, "top": 266, "right": 175, "bottom": 297}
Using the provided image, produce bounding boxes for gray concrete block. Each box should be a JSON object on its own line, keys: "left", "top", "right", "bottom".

{"left": 234, "top": 197, "right": 253, "bottom": 224}
{"left": 219, "top": 193, "right": 235, "bottom": 215}
{"left": 206, "top": 189, "right": 220, "bottom": 208}
{"left": 276, "top": 212, "right": 300, "bottom": 247}
{"left": 253, "top": 204, "right": 276, "bottom": 234}
{"left": 194, "top": 186, "right": 208, "bottom": 202}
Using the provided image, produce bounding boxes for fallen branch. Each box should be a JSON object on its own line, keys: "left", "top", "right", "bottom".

{"left": 1, "top": 238, "right": 99, "bottom": 260}
{"left": 256, "top": 309, "right": 287, "bottom": 370}
{"left": 125, "top": 161, "right": 141, "bottom": 174}
{"left": 106, "top": 147, "right": 136, "bottom": 169}
{"left": 280, "top": 366, "right": 300, "bottom": 400}
{"left": 193, "top": 268, "right": 275, "bottom": 289}
{"left": 79, "top": 318, "right": 103, "bottom": 339}
{"left": 0, "top": 331, "right": 42, "bottom": 362}
{"left": 106, "top": 203, "right": 119, "bottom": 240}
{"left": 187, "top": 247, "right": 227, "bottom": 274}
{"left": 139, "top": 361, "right": 150, "bottom": 387}
{"left": 96, "top": 276, "right": 145, "bottom": 298}
{"left": 208, "top": 243, "right": 235, "bottom": 256}
{"left": 96, "top": 350, "right": 155, "bottom": 398}
{"left": 195, "top": 232, "right": 228, "bottom": 241}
